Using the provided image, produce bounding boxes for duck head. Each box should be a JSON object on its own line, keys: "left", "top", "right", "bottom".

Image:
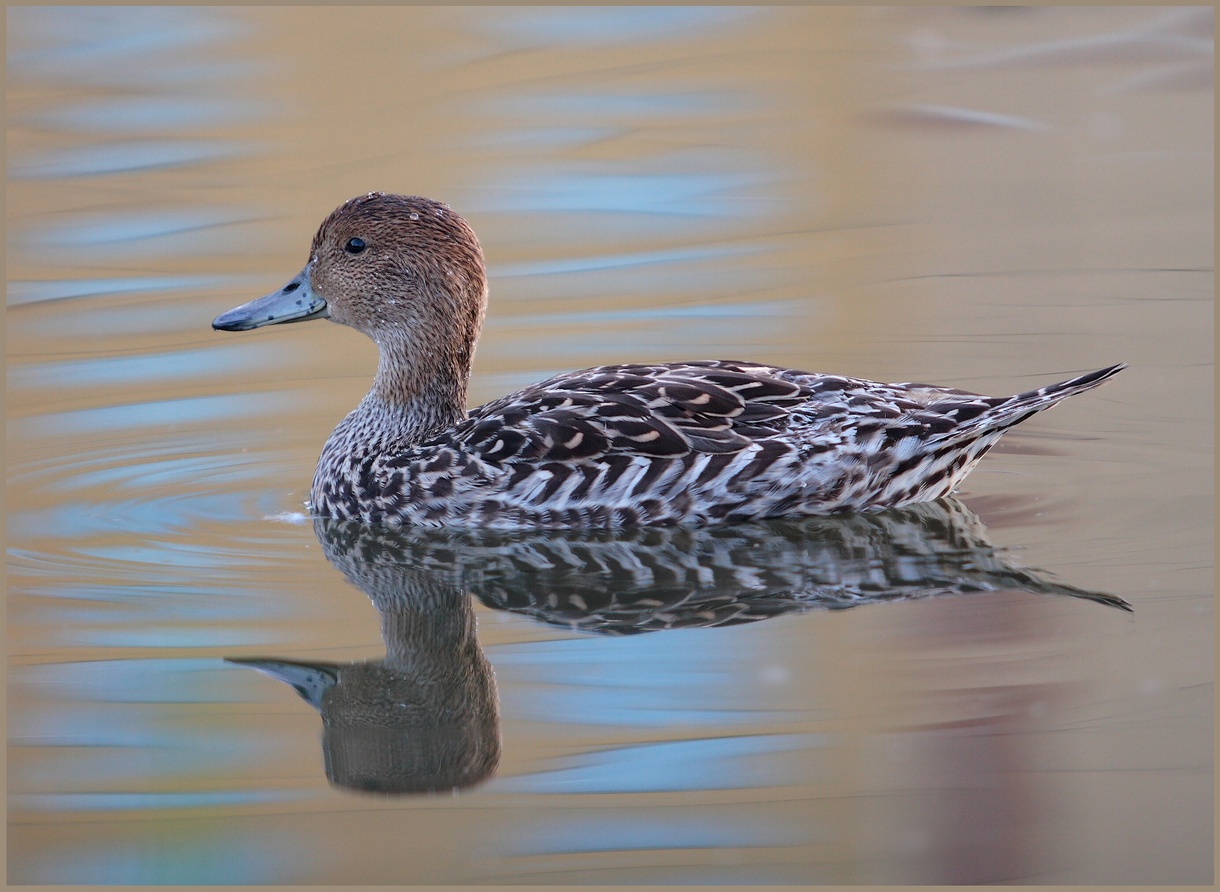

{"left": 213, "top": 193, "right": 488, "bottom": 409}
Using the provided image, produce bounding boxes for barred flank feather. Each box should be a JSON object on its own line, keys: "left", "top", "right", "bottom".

{"left": 311, "top": 359, "right": 1125, "bottom": 528}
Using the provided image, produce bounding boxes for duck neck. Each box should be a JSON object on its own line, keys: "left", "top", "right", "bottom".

{"left": 363, "top": 328, "right": 470, "bottom": 449}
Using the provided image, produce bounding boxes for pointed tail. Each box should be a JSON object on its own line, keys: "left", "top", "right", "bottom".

{"left": 933, "top": 363, "right": 1125, "bottom": 443}
{"left": 1012, "top": 362, "right": 1127, "bottom": 405}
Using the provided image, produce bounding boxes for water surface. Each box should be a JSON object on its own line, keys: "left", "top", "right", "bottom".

{"left": 7, "top": 6, "right": 1212, "bottom": 884}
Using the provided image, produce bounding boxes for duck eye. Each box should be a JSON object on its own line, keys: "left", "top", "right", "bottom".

{"left": 344, "top": 237, "right": 366, "bottom": 254}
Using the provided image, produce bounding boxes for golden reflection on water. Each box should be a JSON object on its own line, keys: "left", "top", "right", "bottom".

{"left": 6, "top": 5, "right": 1211, "bottom": 885}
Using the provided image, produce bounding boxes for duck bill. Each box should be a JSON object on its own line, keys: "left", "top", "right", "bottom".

{"left": 212, "top": 265, "right": 329, "bottom": 331}
{"left": 226, "top": 657, "right": 338, "bottom": 710}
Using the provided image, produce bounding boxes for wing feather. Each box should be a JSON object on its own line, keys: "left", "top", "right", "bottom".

{"left": 448, "top": 361, "right": 809, "bottom": 465}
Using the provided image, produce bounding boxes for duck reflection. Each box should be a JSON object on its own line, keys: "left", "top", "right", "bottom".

{"left": 230, "top": 566, "right": 500, "bottom": 795}
{"left": 230, "top": 498, "right": 1129, "bottom": 795}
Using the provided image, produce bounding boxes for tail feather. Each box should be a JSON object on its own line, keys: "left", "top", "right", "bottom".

{"left": 1011, "top": 362, "right": 1127, "bottom": 406}
{"left": 932, "top": 363, "right": 1125, "bottom": 444}
{"left": 883, "top": 363, "right": 1126, "bottom": 506}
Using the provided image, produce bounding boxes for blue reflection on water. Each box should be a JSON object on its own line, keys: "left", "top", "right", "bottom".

{"left": 14, "top": 579, "right": 295, "bottom": 617}
{"left": 464, "top": 6, "right": 760, "bottom": 46}
{"left": 491, "top": 630, "right": 810, "bottom": 727}
{"left": 29, "top": 96, "right": 270, "bottom": 131}
{"left": 470, "top": 127, "right": 620, "bottom": 150}
{"left": 481, "top": 170, "right": 773, "bottom": 217}
{"left": 8, "top": 6, "right": 262, "bottom": 183}
{"left": 7, "top": 6, "right": 246, "bottom": 82}
{"left": 500, "top": 732, "right": 825, "bottom": 794}
{"left": 17, "top": 699, "right": 253, "bottom": 749}
{"left": 483, "top": 91, "right": 754, "bottom": 120}
{"left": 63, "top": 453, "right": 271, "bottom": 492}
{"left": 11, "top": 343, "right": 289, "bottom": 391}
{"left": 499, "top": 808, "right": 805, "bottom": 858}
{"left": 500, "top": 682, "right": 784, "bottom": 727}
{"left": 487, "top": 265, "right": 787, "bottom": 312}
{"left": 11, "top": 490, "right": 268, "bottom": 545}
{"left": 12, "top": 568, "right": 300, "bottom": 646}
{"left": 492, "top": 243, "right": 765, "bottom": 278}
{"left": 9, "top": 139, "right": 254, "bottom": 179}
{"left": 15, "top": 391, "right": 307, "bottom": 438}
{"left": 17, "top": 658, "right": 256, "bottom": 703}
{"left": 499, "top": 299, "right": 800, "bottom": 328}
{"left": 10, "top": 663, "right": 298, "bottom": 810}
{"left": 75, "top": 543, "right": 255, "bottom": 572}
{"left": 26, "top": 209, "right": 257, "bottom": 247}
{"left": 484, "top": 305, "right": 795, "bottom": 363}
{"left": 463, "top": 4, "right": 788, "bottom": 320}
{"left": 19, "top": 619, "right": 289, "bottom": 650}
{"left": 13, "top": 790, "right": 304, "bottom": 813}
{"left": 12, "top": 821, "right": 310, "bottom": 885}
{"left": 12, "top": 445, "right": 283, "bottom": 494}
{"left": 8, "top": 275, "right": 256, "bottom": 307}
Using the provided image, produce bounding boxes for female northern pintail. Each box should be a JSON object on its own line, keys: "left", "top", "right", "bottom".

{"left": 214, "top": 193, "right": 1123, "bottom": 529}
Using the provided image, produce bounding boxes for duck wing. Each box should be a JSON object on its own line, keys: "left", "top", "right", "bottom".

{"left": 450, "top": 361, "right": 811, "bottom": 463}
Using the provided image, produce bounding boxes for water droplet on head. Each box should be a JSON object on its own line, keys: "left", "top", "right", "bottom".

{"left": 409, "top": 212, "right": 420, "bottom": 221}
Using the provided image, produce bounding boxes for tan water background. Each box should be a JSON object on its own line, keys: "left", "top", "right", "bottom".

{"left": 7, "top": 6, "right": 1212, "bottom": 884}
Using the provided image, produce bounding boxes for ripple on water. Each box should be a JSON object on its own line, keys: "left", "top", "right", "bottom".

{"left": 6, "top": 275, "right": 257, "bottom": 308}
{"left": 9, "top": 433, "right": 312, "bottom": 582}
{"left": 27, "top": 96, "right": 271, "bottom": 132}
{"left": 9, "top": 344, "right": 292, "bottom": 392}
{"left": 12, "top": 388, "right": 309, "bottom": 438}
{"left": 9, "top": 822, "right": 312, "bottom": 886}
{"left": 8, "top": 139, "right": 258, "bottom": 180}
{"left": 16, "top": 208, "right": 264, "bottom": 255}
{"left": 495, "top": 731, "right": 826, "bottom": 794}
{"left": 462, "top": 6, "right": 760, "bottom": 47}
{"left": 6, "top": 7, "right": 244, "bottom": 80}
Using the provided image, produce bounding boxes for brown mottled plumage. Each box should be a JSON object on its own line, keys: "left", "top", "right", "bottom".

{"left": 214, "top": 193, "right": 1124, "bottom": 529}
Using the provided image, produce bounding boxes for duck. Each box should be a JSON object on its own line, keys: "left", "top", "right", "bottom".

{"left": 213, "top": 192, "right": 1124, "bottom": 529}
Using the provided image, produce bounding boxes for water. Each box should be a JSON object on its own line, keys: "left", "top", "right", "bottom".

{"left": 6, "top": 6, "right": 1212, "bottom": 884}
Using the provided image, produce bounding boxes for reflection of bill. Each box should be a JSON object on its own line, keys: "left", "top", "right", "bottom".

{"left": 230, "top": 498, "right": 1129, "bottom": 795}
